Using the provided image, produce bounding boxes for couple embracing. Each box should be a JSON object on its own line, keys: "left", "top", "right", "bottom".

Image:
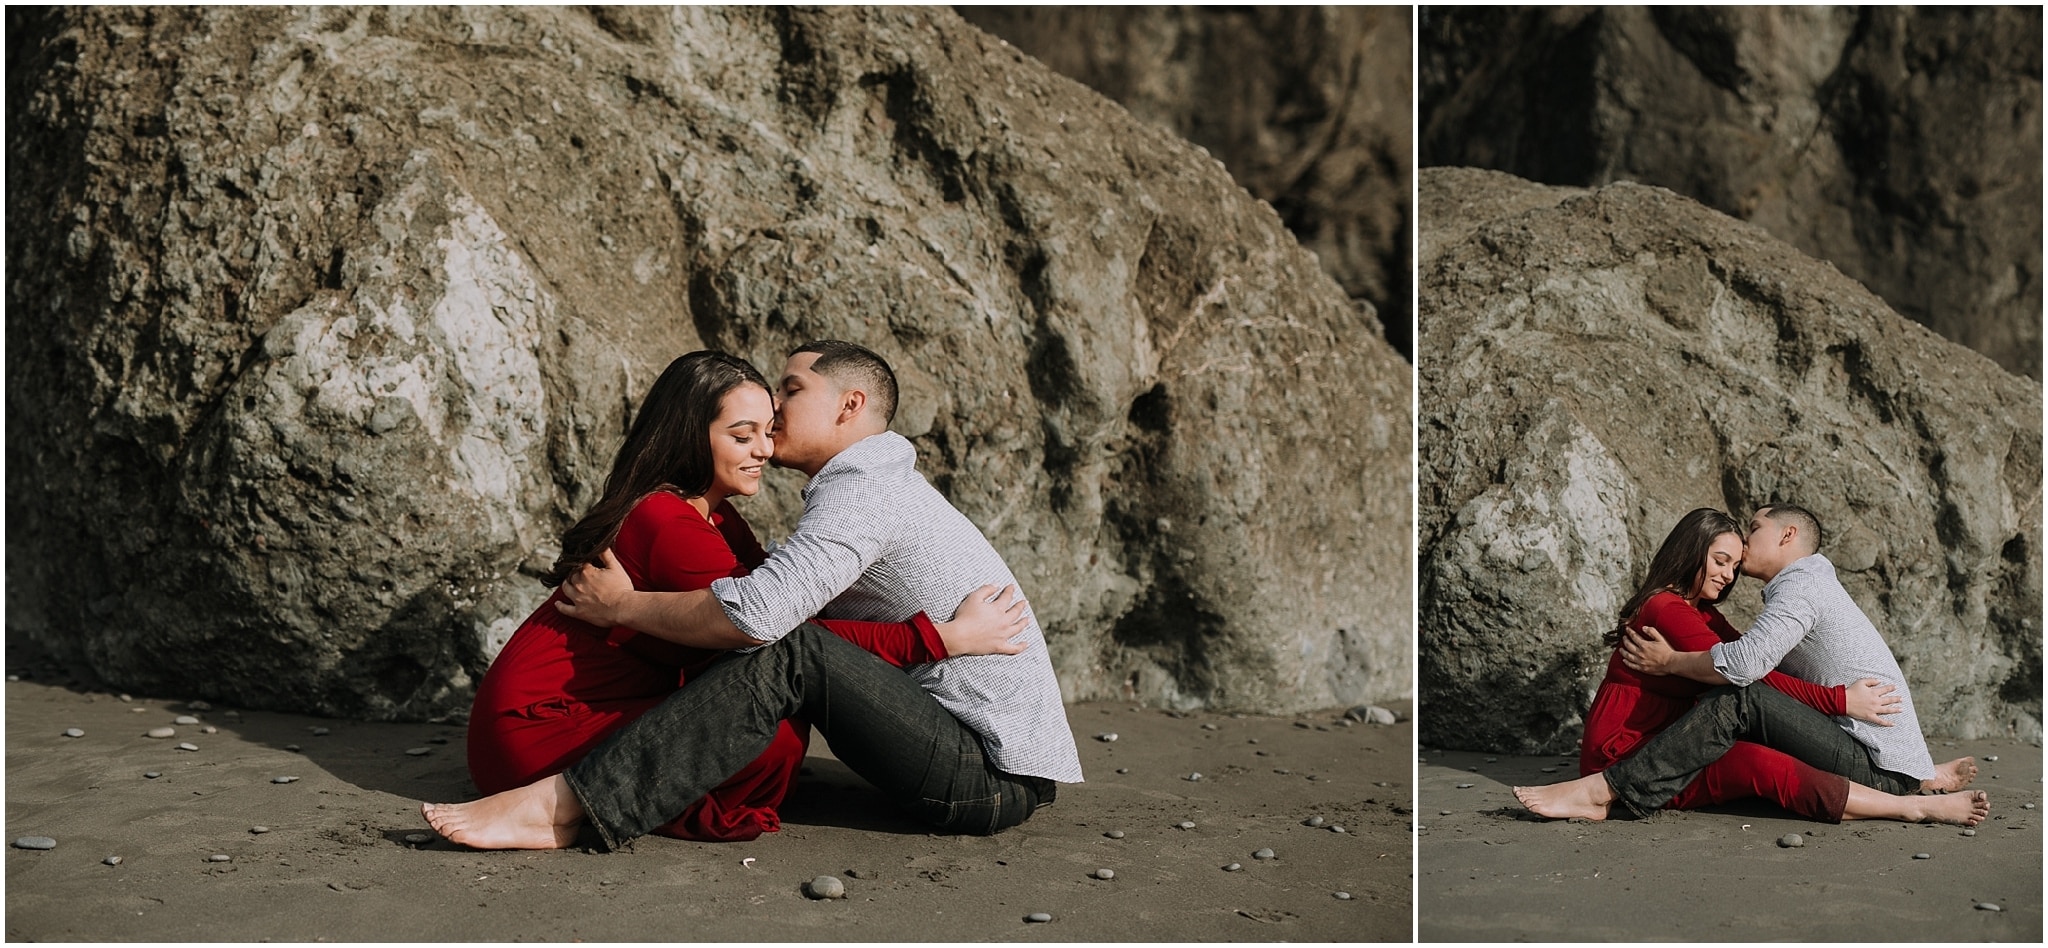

{"left": 424, "top": 341, "right": 1081, "bottom": 850}
{"left": 1515, "top": 504, "right": 1987, "bottom": 826}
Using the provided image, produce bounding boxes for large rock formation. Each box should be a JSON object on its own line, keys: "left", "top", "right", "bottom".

{"left": 6, "top": 7, "right": 1410, "bottom": 720}
{"left": 1421, "top": 6, "right": 2043, "bottom": 380}
{"left": 957, "top": 6, "right": 1414, "bottom": 358}
{"left": 1419, "top": 167, "right": 2040, "bottom": 755}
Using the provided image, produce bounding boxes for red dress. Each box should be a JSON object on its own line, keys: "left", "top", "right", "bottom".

{"left": 1580, "top": 591, "right": 1853, "bottom": 821}
{"left": 468, "top": 492, "right": 950, "bottom": 841}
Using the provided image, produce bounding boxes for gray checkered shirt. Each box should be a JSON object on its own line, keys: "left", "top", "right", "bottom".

{"left": 1710, "top": 554, "right": 1937, "bottom": 779}
{"left": 709, "top": 432, "right": 1084, "bottom": 783}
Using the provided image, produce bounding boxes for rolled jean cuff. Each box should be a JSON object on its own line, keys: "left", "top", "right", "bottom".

{"left": 561, "top": 767, "right": 626, "bottom": 852}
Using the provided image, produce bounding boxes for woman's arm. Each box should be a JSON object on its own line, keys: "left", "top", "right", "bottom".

{"left": 1627, "top": 595, "right": 1730, "bottom": 697}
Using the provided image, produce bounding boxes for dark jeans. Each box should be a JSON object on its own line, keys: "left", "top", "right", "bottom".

{"left": 1603, "top": 683, "right": 1920, "bottom": 818}
{"left": 562, "top": 622, "right": 1053, "bottom": 849}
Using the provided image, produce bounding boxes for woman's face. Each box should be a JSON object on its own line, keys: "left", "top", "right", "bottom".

{"left": 706, "top": 384, "right": 775, "bottom": 500}
{"left": 1692, "top": 533, "right": 1744, "bottom": 601}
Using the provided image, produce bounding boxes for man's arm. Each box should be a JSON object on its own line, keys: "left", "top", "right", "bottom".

{"left": 556, "top": 550, "right": 757, "bottom": 649}
{"left": 1705, "top": 581, "right": 1819, "bottom": 685}
{"left": 1619, "top": 625, "right": 1728, "bottom": 683}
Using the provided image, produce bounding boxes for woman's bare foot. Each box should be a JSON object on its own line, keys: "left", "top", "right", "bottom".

{"left": 422, "top": 774, "right": 585, "bottom": 850}
{"left": 1906, "top": 789, "right": 1990, "bottom": 827}
{"left": 1513, "top": 773, "right": 1615, "bottom": 821}
{"left": 1922, "top": 757, "right": 1978, "bottom": 793}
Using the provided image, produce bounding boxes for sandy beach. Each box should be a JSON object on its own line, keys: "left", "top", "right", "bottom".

{"left": 5, "top": 663, "right": 1410, "bottom": 941}
{"left": 1418, "top": 742, "right": 2042, "bottom": 942}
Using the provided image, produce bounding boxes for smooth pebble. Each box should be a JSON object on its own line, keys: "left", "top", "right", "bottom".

{"left": 174, "top": 715, "right": 199, "bottom": 725}
{"left": 146, "top": 727, "right": 175, "bottom": 739}
{"left": 806, "top": 875, "right": 845, "bottom": 900}
{"left": 1096, "top": 732, "right": 1118, "bottom": 742}
{"left": 1962, "top": 829, "right": 1977, "bottom": 836}
{"left": 405, "top": 833, "right": 431, "bottom": 845}
{"left": 201, "top": 725, "right": 217, "bottom": 734}
{"left": 1274, "top": 768, "right": 1291, "bottom": 775}
{"left": 1331, "top": 825, "right": 1347, "bottom": 833}
{"left": 1778, "top": 834, "right": 1804, "bottom": 848}
{"left": 1115, "top": 768, "right": 1129, "bottom": 774}
{"left": 187, "top": 701, "right": 212, "bottom": 711}
{"left": 144, "top": 771, "right": 162, "bottom": 779}
{"left": 1456, "top": 783, "right": 1474, "bottom": 789}
{"left": 285, "top": 744, "right": 301, "bottom": 752}
{"left": 62, "top": 728, "right": 84, "bottom": 738}
{"left": 1093, "top": 868, "right": 1114, "bottom": 880}
{"left": 13, "top": 837, "right": 56, "bottom": 850}
{"left": 103, "top": 855, "right": 123, "bottom": 866}
{"left": 1024, "top": 912, "right": 1052, "bottom": 923}
{"left": 1185, "top": 772, "right": 1203, "bottom": 782}
{"left": 405, "top": 747, "right": 432, "bottom": 756}
{"left": 1439, "top": 810, "right": 1452, "bottom": 816}
{"left": 1253, "top": 848, "right": 1276, "bottom": 860}
{"left": 1223, "top": 862, "right": 1242, "bottom": 872}
{"left": 1484, "top": 757, "right": 1498, "bottom": 763}
{"left": 207, "top": 854, "right": 231, "bottom": 863}
{"left": 1201, "top": 723, "right": 1218, "bottom": 731}
{"left": 175, "top": 742, "right": 198, "bottom": 751}
{"left": 1104, "top": 830, "right": 1124, "bottom": 839}
{"left": 311, "top": 727, "right": 330, "bottom": 736}
{"left": 1986, "top": 755, "right": 1999, "bottom": 761}
{"left": 1303, "top": 816, "right": 1325, "bottom": 827}
{"left": 2023, "top": 803, "right": 2035, "bottom": 810}
{"left": 1177, "top": 821, "right": 1196, "bottom": 830}
{"left": 1977, "top": 903, "right": 2002, "bottom": 912}
{"left": 251, "top": 826, "right": 271, "bottom": 834}
{"left": 1913, "top": 852, "right": 1931, "bottom": 860}
{"left": 272, "top": 776, "right": 299, "bottom": 784}
{"left": 1334, "top": 891, "right": 1353, "bottom": 900}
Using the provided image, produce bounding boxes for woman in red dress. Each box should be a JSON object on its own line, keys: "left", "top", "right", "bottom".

{"left": 1518, "top": 508, "right": 1982, "bottom": 824}
{"left": 467, "top": 352, "right": 1025, "bottom": 842}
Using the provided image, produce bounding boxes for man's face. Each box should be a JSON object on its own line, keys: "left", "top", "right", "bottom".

{"left": 769, "top": 352, "right": 841, "bottom": 475}
{"left": 1741, "top": 511, "right": 1788, "bottom": 578}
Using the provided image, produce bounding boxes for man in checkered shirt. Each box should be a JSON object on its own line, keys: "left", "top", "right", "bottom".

{"left": 425, "top": 341, "right": 1082, "bottom": 851}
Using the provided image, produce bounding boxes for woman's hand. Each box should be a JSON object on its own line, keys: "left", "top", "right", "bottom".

{"left": 1844, "top": 678, "right": 1901, "bottom": 726}
{"left": 934, "top": 584, "right": 1030, "bottom": 658}
{"left": 554, "top": 549, "right": 640, "bottom": 627}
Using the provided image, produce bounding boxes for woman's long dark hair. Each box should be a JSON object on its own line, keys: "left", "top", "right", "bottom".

{"left": 541, "top": 351, "right": 768, "bottom": 587}
{"left": 1604, "top": 507, "right": 1744, "bottom": 645}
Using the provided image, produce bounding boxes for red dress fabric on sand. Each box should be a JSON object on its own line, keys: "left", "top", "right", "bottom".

{"left": 1580, "top": 591, "right": 1854, "bottom": 821}
{"left": 468, "top": 492, "right": 949, "bottom": 841}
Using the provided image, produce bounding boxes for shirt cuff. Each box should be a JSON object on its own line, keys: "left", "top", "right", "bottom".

{"left": 1708, "top": 641, "right": 1760, "bottom": 687}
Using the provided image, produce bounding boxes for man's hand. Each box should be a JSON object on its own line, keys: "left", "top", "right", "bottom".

{"left": 555, "top": 549, "right": 639, "bottom": 627}
{"left": 1619, "top": 624, "right": 1677, "bottom": 676}
{"left": 1843, "top": 678, "right": 1901, "bottom": 726}
{"left": 935, "top": 584, "right": 1029, "bottom": 657}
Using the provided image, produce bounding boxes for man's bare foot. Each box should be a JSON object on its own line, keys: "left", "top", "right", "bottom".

{"left": 1904, "top": 789, "right": 1990, "bottom": 827}
{"left": 1923, "top": 757, "right": 1978, "bottom": 793}
{"left": 1513, "top": 773, "right": 1614, "bottom": 821}
{"left": 422, "top": 774, "right": 585, "bottom": 850}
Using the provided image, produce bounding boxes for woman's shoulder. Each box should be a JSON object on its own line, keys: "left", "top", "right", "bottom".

{"left": 1634, "top": 590, "right": 1697, "bottom": 621}
{"left": 624, "top": 490, "right": 713, "bottom": 526}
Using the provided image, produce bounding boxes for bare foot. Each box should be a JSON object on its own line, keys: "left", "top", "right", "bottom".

{"left": 422, "top": 774, "right": 585, "bottom": 850}
{"left": 1905, "top": 789, "right": 1990, "bottom": 827}
{"left": 1922, "top": 757, "right": 1978, "bottom": 793}
{"left": 1513, "top": 773, "right": 1614, "bottom": 821}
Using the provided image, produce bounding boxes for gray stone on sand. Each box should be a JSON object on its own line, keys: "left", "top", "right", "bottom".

{"left": 146, "top": 727, "right": 175, "bottom": 739}
{"left": 1115, "top": 768, "right": 1130, "bottom": 774}
{"left": 1201, "top": 723, "right": 1218, "bottom": 730}
{"left": 103, "top": 855, "right": 122, "bottom": 866}
{"left": 1177, "top": 821, "right": 1197, "bottom": 830}
{"left": 1331, "top": 825, "right": 1348, "bottom": 834}
{"left": 805, "top": 875, "right": 845, "bottom": 900}
{"left": 312, "top": 727, "right": 330, "bottom": 736}
{"left": 207, "top": 854, "right": 231, "bottom": 862}
{"left": 1253, "top": 848, "right": 1276, "bottom": 860}
{"left": 1185, "top": 772, "right": 1203, "bottom": 781}
{"left": 175, "top": 742, "right": 198, "bottom": 751}
{"left": 285, "top": 744, "right": 301, "bottom": 752}
{"left": 1223, "top": 862, "right": 1242, "bottom": 872}
{"left": 251, "top": 826, "right": 271, "bottom": 834}
{"left": 1978, "top": 903, "right": 2002, "bottom": 912}
{"left": 1456, "top": 783, "right": 1473, "bottom": 789}
{"left": 174, "top": 715, "right": 199, "bottom": 725}
{"left": 1335, "top": 891, "right": 1353, "bottom": 900}
{"left": 144, "top": 771, "right": 161, "bottom": 779}
{"left": 1093, "top": 868, "right": 1114, "bottom": 880}
{"left": 1105, "top": 830, "right": 1125, "bottom": 839}
{"left": 1987, "top": 755, "right": 1999, "bottom": 761}
{"left": 1096, "top": 732, "right": 1118, "bottom": 742}
{"left": 1025, "top": 913, "right": 1052, "bottom": 923}
{"left": 62, "top": 728, "right": 84, "bottom": 738}
{"left": 13, "top": 837, "right": 56, "bottom": 850}
{"left": 1913, "top": 853, "right": 1931, "bottom": 859}
{"left": 201, "top": 725, "right": 217, "bottom": 734}
{"left": 271, "top": 776, "right": 299, "bottom": 784}
{"left": 405, "top": 747, "right": 433, "bottom": 756}
{"left": 187, "top": 701, "right": 211, "bottom": 711}
{"left": 1779, "top": 834, "right": 1804, "bottom": 848}
{"left": 1304, "top": 816, "right": 1325, "bottom": 827}
{"left": 405, "top": 833, "right": 431, "bottom": 845}
{"left": 1962, "top": 829, "right": 1977, "bottom": 836}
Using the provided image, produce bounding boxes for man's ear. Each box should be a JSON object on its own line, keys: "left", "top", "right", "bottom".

{"left": 836, "top": 387, "right": 868, "bottom": 426}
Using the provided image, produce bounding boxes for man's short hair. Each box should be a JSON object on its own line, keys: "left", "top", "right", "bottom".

{"left": 1758, "top": 503, "right": 1823, "bottom": 554}
{"left": 794, "top": 339, "right": 898, "bottom": 424}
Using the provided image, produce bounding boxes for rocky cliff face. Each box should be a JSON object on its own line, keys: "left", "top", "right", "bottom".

{"left": 1419, "top": 167, "right": 2040, "bottom": 754}
{"left": 958, "top": 6, "right": 1414, "bottom": 358}
{"left": 1421, "top": 6, "right": 2043, "bottom": 380}
{"left": 7, "top": 6, "right": 1410, "bottom": 719}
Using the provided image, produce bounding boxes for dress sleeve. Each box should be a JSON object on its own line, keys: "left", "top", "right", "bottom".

{"left": 815, "top": 613, "right": 949, "bottom": 667}
{"left": 1630, "top": 594, "right": 1727, "bottom": 698}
